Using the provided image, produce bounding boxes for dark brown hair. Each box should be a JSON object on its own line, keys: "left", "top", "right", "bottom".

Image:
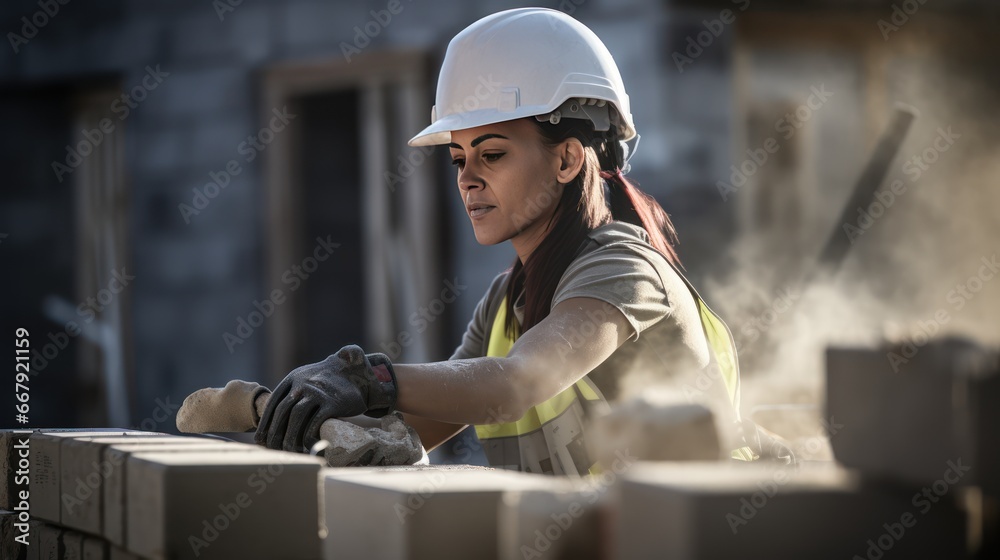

{"left": 504, "top": 117, "right": 681, "bottom": 338}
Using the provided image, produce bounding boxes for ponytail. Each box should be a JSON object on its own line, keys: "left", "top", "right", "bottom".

{"left": 600, "top": 168, "right": 681, "bottom": 267}
{"left": 595, "top": 129, "right": 681, "bottom": 267}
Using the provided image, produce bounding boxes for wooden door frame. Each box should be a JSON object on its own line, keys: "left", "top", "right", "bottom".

{"left": 259, "top": 50, "right": 437, "bottom": 385}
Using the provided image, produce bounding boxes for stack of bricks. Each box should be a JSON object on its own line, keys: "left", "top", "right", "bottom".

{"left": 3, "top": 336, "right": 995, "bottom": 559}
{"left": 1, "top": 427, "right": 611, "bottom": 560}
{"left": 610, "top": 336, "right": 996, "bottom": 559}
{"left": 825, "top": 337, "right": 999, "bottom": 558}
{"left": 1, "top": 428, "right": 325, "bottom": 559}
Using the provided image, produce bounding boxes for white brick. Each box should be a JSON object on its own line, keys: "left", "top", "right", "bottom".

{"left": 30, "top": 431, "right": 144, "bottom": 523}
{"left": 103, "top": 440, "right": 258, "bottom": 547}
{"left": 616, "top": 462, "right": 967, "bottom": 559}
{"left": 826, "top": 341, "right": 1000, "bottom": 493}
{"left": 126, "top": 450, "right": 324, "bottom": 559}
{"left": 498, "top": 485, "right": 606, "bottom": 560}
{"left": 60, "top": 435, "right": 194, "bottom": 535}
{"left": 323, "top": 466, "right": 554, "bottom": 560}
{"left": 591, "top": 400, "right": 724, "bottom": 462}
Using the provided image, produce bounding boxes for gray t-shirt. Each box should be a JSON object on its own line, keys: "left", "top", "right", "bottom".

{"left": 450, "top": 221, "right": 711, "bottom": 402}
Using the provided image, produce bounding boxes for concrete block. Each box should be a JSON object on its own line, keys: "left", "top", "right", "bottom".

{"left": 1, "top": 435, "right": 30, "bottom": 523}
{"left": 590, "top": 399, "right": 723, "bottom": 463}
{"left": 498, "top": 486, "right": 607, "bottom": 560}
{"left": 126, "top": 450, "right": 324, "bottom": 559}
{"left": 4, "top": 429, "right": 120, "bottom": 509}
{"left": 1, "top": 509, "right": 28, "bottom": 560}
{"left": 25, "top": 519, "right": 42, "bottom": 560}
{"left": 616, "top": 462, "right": 967, "bottom": 560}
{"left": 30, "top": 430, "right": 163, "bottom": 523}
{"left": 61, "top": 436, "right": 200, "bottom": 535}
{"left": 826, "top": 338, "right": 1000, "bottom": 492}
{"left": 103, "top": 440, "right": 259, "bottom": 547}
{"left": 38, "top": 523, "right": 62, "bottom": 560}
{"left": 1, "top": 430, "right": 25, "bottom": 510}
{"left": 82, "top": 536, "right": 107, "bottom": 560}
{"left": 323, "top": 467, "right": 555, "bottom": 560}
{"left": 62, "top": 530, "right": 83, "bottom": 560}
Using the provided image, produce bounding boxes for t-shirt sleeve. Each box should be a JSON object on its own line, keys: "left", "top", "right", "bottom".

{"left": 551, "top": 243, "right": 672, "bottom": 341}
{"left": 448, "top": 272, "right": 507, "bottom": 360}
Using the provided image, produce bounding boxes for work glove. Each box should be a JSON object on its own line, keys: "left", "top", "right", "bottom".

{"left": 176, "top": 379, "right": 271, "bottom": 433}
{"left": 254, "top": 344, "right": 398, "bottom": 452}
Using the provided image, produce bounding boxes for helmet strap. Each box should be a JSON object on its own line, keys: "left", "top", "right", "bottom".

{"left": 535, "top": 98, "right": 612, "bottom": 132}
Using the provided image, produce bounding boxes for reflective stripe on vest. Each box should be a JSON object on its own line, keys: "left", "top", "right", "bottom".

{"left": 474, "top": 296, "right": 608, "bottom": 476}
{"left": 473, "top": 287, "right": 757, "bottom": 466}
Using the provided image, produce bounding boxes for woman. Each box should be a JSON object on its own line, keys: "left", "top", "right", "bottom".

{"left": 255, "top": 8, "right": 750, "bottom": 475}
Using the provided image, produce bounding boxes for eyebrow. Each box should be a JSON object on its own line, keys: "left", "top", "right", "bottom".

{"left": 448, "top": 134, "right": 509, "bottom": 150}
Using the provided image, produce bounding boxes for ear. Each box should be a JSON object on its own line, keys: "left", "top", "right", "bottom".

{"left": 554, "top": 138, "right": 585, "bottom": 184}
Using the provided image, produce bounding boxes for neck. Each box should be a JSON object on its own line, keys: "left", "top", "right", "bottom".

{"left": 511, "top": 218, "right": 554, "bottom": 265}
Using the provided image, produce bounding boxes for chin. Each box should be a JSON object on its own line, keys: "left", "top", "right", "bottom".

{"left": 471, "top": 224, "right": 510, "bottom": 246}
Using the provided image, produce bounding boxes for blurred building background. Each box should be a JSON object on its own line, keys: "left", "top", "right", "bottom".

{"left": 1, "top": 0, "right": 998, "bottom": 460}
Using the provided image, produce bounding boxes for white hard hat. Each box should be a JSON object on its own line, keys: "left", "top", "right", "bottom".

{"left": 408, "top": 7, "right": 636, "bottom": 147}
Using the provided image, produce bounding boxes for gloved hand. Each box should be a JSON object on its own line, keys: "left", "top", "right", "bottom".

{"left": 254, "top": 344, "right": 398, "bottom": 451}
{"left": 176, "top": 379, "right": 271, "bottom": 433}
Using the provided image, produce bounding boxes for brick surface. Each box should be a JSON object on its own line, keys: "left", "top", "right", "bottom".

{"left": 591, "top": 400, "right": 723, "bottom": 462}
{"left": 1, "top": 431, "right": 21, "bottom": 510}
{"left": 323, "top": 466, "right": 555, "bottom": 560}
{"left": 616, "top": 462, "right": 967, "bottom": 560}
{"left": 62, "top": 530, "right": 83, "bottom": 560}
{"left": 826, "top": 340, "right": 1000, "bottom": 493}
{"left": 498, "top": 485, "right": 607, "bottom": 560}
{"left": 61, "top": 435, "right": 195, "bottom": 535}
{"left": 26, "top": 519, "right": 42, "bottom": 560}
{"left": 30, "top": 430, "right": 162, "bottom": 523}
{"left": 126, "top": 450, "right": 324, "bottom": 559}
{"left": 81, "top": 536, "right": 107, "bottom": 560}
{"left": 1, "top": 434, "right": 30, "bottom": 518}
{"left": 38, "top": 523, "right": 62, "bottom": 560}
{"left": 103, "top": 440, "right": 259, "bottom": 547}
{"left": 1, "top": 509, "right": 28, "bottom": 560}
{"left": 4, "top": 430, "right": 112, "bottom": 510}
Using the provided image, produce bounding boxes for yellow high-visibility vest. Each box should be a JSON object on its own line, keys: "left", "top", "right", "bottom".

{"left": 473, "top": 238, "right": 756, "bottom": 475}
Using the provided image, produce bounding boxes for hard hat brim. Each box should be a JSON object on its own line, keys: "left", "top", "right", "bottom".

{"left": 407, "top": 105, "right": 636, "bottom": 147}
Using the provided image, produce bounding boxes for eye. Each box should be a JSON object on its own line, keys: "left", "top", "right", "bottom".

{"left": 483, "top": 152, "right": 505, "bottom": 163}
{"left": 450, "top": 158, "right": 465, "bottom": 169}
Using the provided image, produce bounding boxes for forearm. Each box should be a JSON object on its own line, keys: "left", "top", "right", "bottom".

{"left": 401, "top": 413, "right": 467, "bottom": 451}
{"left": 393, "top": 357, "right": 536, "bottom": 425}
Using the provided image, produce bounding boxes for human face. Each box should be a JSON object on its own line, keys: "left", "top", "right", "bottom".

{"left": 448, "top": 119, "right": 564, "bottom": 263}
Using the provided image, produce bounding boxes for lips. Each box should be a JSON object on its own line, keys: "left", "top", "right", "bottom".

{"left": 467, "top": 203, "right": 496, "bottom": 218}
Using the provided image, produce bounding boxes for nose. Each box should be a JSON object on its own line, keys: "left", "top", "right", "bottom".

{"left": 457, "top": 166, "right": 483, "bottom": 192}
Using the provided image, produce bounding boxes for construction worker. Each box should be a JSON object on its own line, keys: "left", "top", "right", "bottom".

{"left": 256, "top": 8, "right": 754, "bottom": 474}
